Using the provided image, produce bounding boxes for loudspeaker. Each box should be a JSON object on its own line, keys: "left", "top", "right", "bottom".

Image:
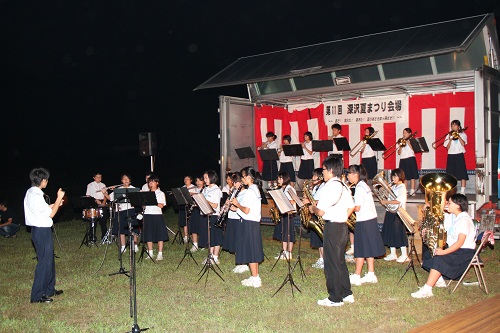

{"left": 139, "top": 132, "right": 157, "bottom": 156}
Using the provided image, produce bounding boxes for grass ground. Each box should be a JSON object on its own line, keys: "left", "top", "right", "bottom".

{"left": 0, "top": 210, "right": 498, "bottom": 333}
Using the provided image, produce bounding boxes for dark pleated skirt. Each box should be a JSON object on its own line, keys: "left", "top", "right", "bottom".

{"left": 422, "top": 248, "right": 475, "bottom": 280}
{"left": 399, "top": 156, "right": 419, "bottom": 180}
{"left": 381, "top": 211, "right": 408, "bottom": 248}
{"left": 188, "top": 208, "right": 201, "bottom": 234}
{"left": 112, "top": 209, "right": 139, "bottom": 235}
{"left": 361, "top": 156, "right": 377, "bottom": 179}
{"left": 297, "top": 159, "right": 314, "bottom": 179}
{"left": 309, "top": 228, "right": 323, "bottom": 248}
{"left": 198, "top": 214, "right": 224, "bottom": 248}
{"left": 178, "top": 207, "right": 187, "bottom": 227}
{"left": 223, "top": 218, "right": 240, "bottom": 253}
{"left": 273, "top": 215, "right": 296, "bottom": 242}
{"left": 141, "top": 214, "right": 169, "bottom": 243}
{"left": 279, "top": 162, "right": 296, "bottom": 182}
{"left": 446, "top": 153, "right": 469, "bottom": 181}
{"left": 353, "top": 218, "right": 386, "bottom": 258}
{"left": 262, "top": 160, "right": 279, "bottom": 181}
{"left": 235, "top": 220, "right": 264, "bottom": 264}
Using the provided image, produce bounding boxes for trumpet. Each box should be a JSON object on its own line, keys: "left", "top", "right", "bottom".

{"left": 382, "top": 131, "right": 418, "bottom": 160}
{"left": 350, "top": 130, "right": 378, "bottom": 157}
{"left": 432, "top": 126, "right": 468, "bottom": 149}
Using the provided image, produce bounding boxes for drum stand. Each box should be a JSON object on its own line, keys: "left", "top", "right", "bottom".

{"left": 79, "top": 219, "right": 99, "bottom": 249}
{"left": 398, "top": 232, "right": 420, "bottom": 287}
{"left": 197, "top": 214, "right": 224, "bottom": 286}
{"left": 291, "top": 222, "right": 306, "bottom": 281}
{"left": 273, "top": 212, "right": 301, "bottom": 297}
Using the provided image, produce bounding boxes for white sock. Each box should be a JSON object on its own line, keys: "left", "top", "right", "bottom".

{"left": 121, "top": 246, "right": 125, "bottom": 251}
{"left": 193, "top": 242, "right": 198, "bottom": 247}
{"left": 350, "top": 244, "right": 354, "bottom": 250}
{"left": 157, "top": 251, "right": 162, "bottom": 256}
{"left": 437, "top": 276, "right": 445, "bottom": 284}
{"left": 390, "top": 247, "right": 397, "bottom": 256}
{"left": 460, "top": 187, "right": 465, "bottom": 194}
{"left": 366, "top": 271, "right": 375, "bottom": 276}
{"left": 318, "top": 257, "right": 324, "bottom": 262}
{"left": 400, "top": 247, "right": 408, "bottom": 257}
{"left": 352, "top": 273, "right": 360, "bottom": 278}
{"left": 213, "top": 255, "right": 218, "bottom": 260}
{"left": 423, "top": 284, "right": 433, "bottom": 291}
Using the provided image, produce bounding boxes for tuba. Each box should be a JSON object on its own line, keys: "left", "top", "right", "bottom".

{"left": 300, "top": 178, "right": 325, "bottom": 240}
{"left": 372, "top": 171, "right": 416, "bottom": 233}
{"left": 420, "top": 172, "right": 457, "bottom": 256}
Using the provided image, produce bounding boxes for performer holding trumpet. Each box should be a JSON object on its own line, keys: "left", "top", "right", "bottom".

{"left": 360, "top": 127, "right": 378, "bottom": 179}
{"left": 443, "top": 120, "right": 468, "bottom": 195}
{"left": 397, "top": 128, "right": 419, "bottom": 196}
{"left": 328, "top": 124, "right": 343, "bottom": 158}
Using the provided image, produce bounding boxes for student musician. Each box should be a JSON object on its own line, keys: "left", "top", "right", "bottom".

{"left": 444, "top": 120, "right": 468, "bottom": 195}
{"left": 311, "top": 156, "right": 355, "bottom": 307}
{"left": 142, "top": 175, "right": 168, "bottom": 260}
{"left": 380, "top": 169, "right": 409, "bottom": 263}
{"left": 346, "top": 165, "right": 385, "bottom": 286}
{"left": 360, "top": 127, "right": 377, "bottom": 179}
{"left": 398, "top": 128, "right": 419, "bottom": 196}
{"left": 221, "top": 173, "right": 233, "bottom": 196}
{"left": 189, "top": 176, "right": 205, "bottom": 253}
{"left": 411, "top": 194, "right": 476, "bottom": 298}
{"left": 231, "top": 166, "right": 264, "bottom": 288}
{"left": 85, "top": 172, "right": 109, "bottom": 242}
{"left": 259, "top": 131, "right": 279, "bottom": 189}
{"left": 278, "top": 135, "right": 296, "bottom": 188}
{"left": 306, "top": 168, "right": 325, "bottom": 269}
{"left": 102, "top": 173, "right": 139, "bottom": 253}
{"left": 297, "top": 131, "right": 315, "bottom": 188}
{"left": 273, "top": 172, "right": 296, "bottom": 260}
{"left": 178, "top": 175, "right": 196, "bottom": 244}
{"left": 141, "top": 172, "right": 153, "bottom": 191}
{"left": 198, "top": 170, "right": 223, "bottom": 264}
{"left": 328, "top": 124, "right": 344, "bottom": 158}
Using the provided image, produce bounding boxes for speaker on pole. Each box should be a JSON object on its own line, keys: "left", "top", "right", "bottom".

{"left": 139, "top": 132, "right": 157, "bottom": 156}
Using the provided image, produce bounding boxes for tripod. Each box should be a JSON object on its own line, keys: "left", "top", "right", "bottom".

{"left": 101, "top": 206, "right": 115, "bottom": 245}
{"left": 79, "top": 219, "right": 99, "bottom": 249}
{"left": 272, "top": 212, "right": 301, "bottom": 297}
{"left": 197, "top": 214, "right": 224, "bottom": 286}
{"left": 398, "top": 233, "right": 421, "bottom": 286}
{"left": 291, "top": 222, "right": 306, "bottom": 280}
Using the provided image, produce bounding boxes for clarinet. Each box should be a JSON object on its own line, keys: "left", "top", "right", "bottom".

{"left": 215, "top": 184, "right": 243, "bottom": 228}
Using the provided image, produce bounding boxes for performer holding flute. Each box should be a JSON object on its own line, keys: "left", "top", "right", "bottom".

{"left": 142, "top": 175, "right": 168, "bottom": 260}
{"left": 398, "top": 128, "right": 419, "bottom": 196}
{"left": 259, "top": 131, "right": 279, "bottom": 189}
{"left": 231, "top": 166, "right": 264, "bottom": 288}
{"left": 346, "top": 165, "right": 385, "bottom": 286}
{"left": 297, "top": 131, "right": 315, "bottom": 188}
{"left": 278, "top": 135, "right": 296, "bottom": 187}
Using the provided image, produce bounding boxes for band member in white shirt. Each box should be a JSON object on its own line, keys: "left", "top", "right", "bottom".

{"left": 297, "top": 131, "right": 315, "bottom": 188}
{"left": 142, "top": 175, "right": 168, "bottom": 260}
{"left": 278, "top": 135, "right": 296, "bottom": 187}
{"left": 272, "top": 172, "right": 296, "bottom": 260}
{"left": 398, "top": 128, "right": 419, "bottom": 196}
{"left": 360, "top": 127, "right": 377, "bottom": 180}
{"left": 444, "top": 120, "right": 468, "bottom": 194}
{"left": 178, "top": 175, "right": 196, "bottom": 244}
{"left": 85, "top": 172, "right": 108, "bottom": 242}
{"left": 259, "top": 131, "right": 279, "bottom": 189}
{"left": 328, "top": 124, "right": 344, "bottom": 159}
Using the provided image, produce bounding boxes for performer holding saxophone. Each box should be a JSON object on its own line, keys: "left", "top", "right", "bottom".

{"left": 304, "top": 168, "right": 325, "bottom": 269}
{"left": 444, "top": 120, "right": 468, "bottom": 195}
{"left": 273, "top": 172, "right": 296, "bottom": 260}
{"left": 313, "top": 156, "right": 355, "bottom": 307}
{"left": 398, "top": 128, "right": 419, "bottom": 196}
{"left": 346, "top": 165, "right": 385, "bottom": 286}
{"left": 411, "top": 193, "right": 476, "bottom": 298}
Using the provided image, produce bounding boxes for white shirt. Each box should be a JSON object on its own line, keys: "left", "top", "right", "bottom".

{"left": 399, "top": 144, "right": 415, "bottom": 159}
{"left": 301, "top": 141, "right": 314, "bottom": 160}
{"left": 144, "top": 189, "right": 166, "bottom": 215}
{"left": 264, "top": 141, "right": 279, "bottom": 150}
{"left": 328, "top": 134, "right": 343, "bottom": 155}
{"left": 354, "top": 181, "right": 377, "bottom": 221}
{"left": 361, "top": 142, "right": 375, "bottom": 158}
{"left": 444, "top": 132, "right": 467, "bottom": 154}
{"left": 392, "top": 183, "right": 407, "bottom": 210}
{"left": 141, "top": 183, "right": 149, "bottom": 191}
{"left": 86, "top": 181, "right": 106, "bottom": 200}
{"left": 279, "top": 146, "right": 293, "bottom": 163}
{"left": 237, "top": 184, "right": 261, "bottom": 222}
{"left": 110, "top": 185, "right": 137, "bottom": 211}
{"left": 228, "top": 188, "right": 246, "bottom": 219}
{"left": 24, "top": 187, "right": 53, "bottom": 227}
{"left": 316, "top": 177, "right": 354, "bottom": 222}
{"left": 444, "top": 211, "right": 476, "bottom": 249}
{"left": 203, "top": 185, "right": 222, "bottom": 216}
{"left": 221, "top": 184, "right": 231, "bottom": 194}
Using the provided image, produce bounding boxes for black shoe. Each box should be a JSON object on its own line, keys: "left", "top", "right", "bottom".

{"left": 48, "top": 289, "right": 63, "bottom": 297}
{"left": 31, "top": 295, "right": 53, "bottom": 303}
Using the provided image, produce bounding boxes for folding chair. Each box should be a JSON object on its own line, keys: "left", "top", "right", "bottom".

{"left": 447, "top": 230, "right": 494, "bottom": 294}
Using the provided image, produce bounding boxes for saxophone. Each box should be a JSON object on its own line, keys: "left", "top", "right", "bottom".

{"left": 420, "top": 172, "right": 457, "bottom": 256}
{"left": 342, "top": 176, "right": 357, "bottom": 231}
{"left": 300, "top": 179, "right": 325, "bottom": 240}
{"left": 269, "top": 204, "right": 281, "bottom": 224}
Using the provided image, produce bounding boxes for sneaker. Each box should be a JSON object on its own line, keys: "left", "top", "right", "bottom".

{"left": 213, "top": 257, "right": 220, "bottom": 265}
{"left": 241, "top": 276, "right": 262, "bottom": 288}
{"left": 274, "top": 252, "right": 287, "bottom": 260}
{"left": 183, "top": 236, "right": 188, "bottom": 244}
{"left": 190, "top": 245, "right": 198, "bottom": 253}
{"left": 384, "top": 254, "right": 397, "bottom": 261}
{"left": 317, "top": 298, "right": 344, "bottom": 307}
{"left": 349, "top": 274, "right": 361, "bottom": 286}
{"left": 312, "top": 259, "right": 324, "bottom": 269}
{"left": 134, "top": 244, "right": 139, "bottom": 253}
{"left": 435, "top": 277, "right": 447, "bottom": 288}
{"left": 343, "top": 294, "right": 355, "bottom": 304}
{"left": 121, "top": 247, "right": 126, "bottom": 254}
{"left": 232, "top": 265, "right": 249, "bottom": 273}
{"left": 156, "top": 253, "right": 163, "bottom": 261}
{"left": 346, "top": 247, "right": 354, "bottom": 255}
{"left": 409, "top": 189, "right": 416, "bottom": 197}
{"left": 396, "top": 255, "right": 409, "bottom": 263}
{"left": 360, "top": 273, "right": 378, "bottom": 284}
{"left": 145, "top": 251, "right": 153, "bottom": 260}
{"left": 411, "top": 286, "right": 434, "bottom": 299}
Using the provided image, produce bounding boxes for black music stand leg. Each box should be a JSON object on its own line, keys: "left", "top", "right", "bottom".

{"left": 398, "top": 233, "right": 419, "bottom": 286}
{"left": 176, "top": 212, "right": 198, "bottom": 269}
{"left": 270, "top": 214, "right": 287, "bottom": 272}
{"left": 109, "top": 235, "right": 130, "bottom": 277}
{"left": 171, "top": 226, "right": 183, "bottom": 245}
{"left": 291, "top": 223, "right": 306, "bottom": 280}
{"left": 196, "top": 215, "right": 224, "bottom": 287}
{"left": 137, "top": 242, "right": 156, "bottom": 264}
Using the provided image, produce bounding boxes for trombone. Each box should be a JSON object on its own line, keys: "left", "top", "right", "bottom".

{"left": 432, "top": 126, "right": 468, "bottom": 149}
{"left": 382, "top": 131, "right": 417, "bottom": 160}
{"left": 350, "top": 130, "right": 378, "bottom": 157}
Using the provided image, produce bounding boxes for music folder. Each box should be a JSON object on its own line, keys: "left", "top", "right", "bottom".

{"left": 179, "top": 187, "right": 195, "bottom": 205}
{"left": 286, "top": 188, "right": 304, "bottom": 209}
{"left": 268, "top": 190, "right": 296, "bottom": 215}
{"left": 192, "top": 193, "right": 215, "bottom": 216}
{"left": 282, "top": 144, "right": 304, "bottom": 156}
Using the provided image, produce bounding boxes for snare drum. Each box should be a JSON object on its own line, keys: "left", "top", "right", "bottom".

{"left": 82, "top": 208, "right": 102, "bottom": 220}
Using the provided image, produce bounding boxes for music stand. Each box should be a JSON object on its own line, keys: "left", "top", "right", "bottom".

{"left": 312, "top": 140, "right": 333, "bottom": 152}
{"left": 282, "top": 144, "right": 304, "bottom": 157}
{"left": 128, "top": 192, "right": 158, "bottom": 263}
{"left": 286, "top": 188, "right": 307, "bottom": 280}
{"left": 268, "top": 190, "right": 301, "bottom": 297}
{"left": 172, "top": 188, "right": 198, "bottom": 268}
{"left": 79, "top": 196, "right": 99, "bottom": 248}
{"left": 171, "top": 188, "right": 187, "bottom": 244}
{"left": 366, "top": 138, "right": 386, "bottom": 152}
{"left": 258, "top": 148, "right": 279, "bottom": 183}
{"left": 235, "top": 146, "right": 256, "bottom": 165}
{"left": 409, "top": 137, "right": 430, "bottom": 153}
{"left": 192, "top": 193, "right": 224, "bottom": 286}
{"left": 333, "top": 137, "right": 351, "bottom": 152}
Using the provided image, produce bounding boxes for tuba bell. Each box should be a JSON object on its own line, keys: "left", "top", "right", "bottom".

{"left": 420, "top": 172, "right": 457, "bottom": 255}
{"left": 372, "top": 171, "right": 416, "bottom": 233}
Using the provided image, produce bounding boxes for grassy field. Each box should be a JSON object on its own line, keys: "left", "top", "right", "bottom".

{"left": 0, "top": 210, "right": 498, "bottom": 333}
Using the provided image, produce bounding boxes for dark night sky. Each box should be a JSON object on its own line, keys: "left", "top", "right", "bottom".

{"left": 1, "top": 0, "right": 499, "bottom": 213}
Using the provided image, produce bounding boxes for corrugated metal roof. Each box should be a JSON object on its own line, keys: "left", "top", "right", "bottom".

{"left": 195, "top": 14, "right": 491, "bottom": 90}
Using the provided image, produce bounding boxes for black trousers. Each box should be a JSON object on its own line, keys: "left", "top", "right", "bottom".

{"left": 31, "top": 227, "right": 56, "bottom": 302}
{"left": 323, "top": 222, "right": 352, "bottom": 302}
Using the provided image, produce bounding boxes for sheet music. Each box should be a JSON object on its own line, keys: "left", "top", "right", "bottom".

{"left": 287, "top": 188, "right": 304, "bottom": 208}
{"left": 192, "top": 193, "right": 215, "bottom": 215}
{"left": 268, "top": 189, "right": 296, "bottom": 214}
